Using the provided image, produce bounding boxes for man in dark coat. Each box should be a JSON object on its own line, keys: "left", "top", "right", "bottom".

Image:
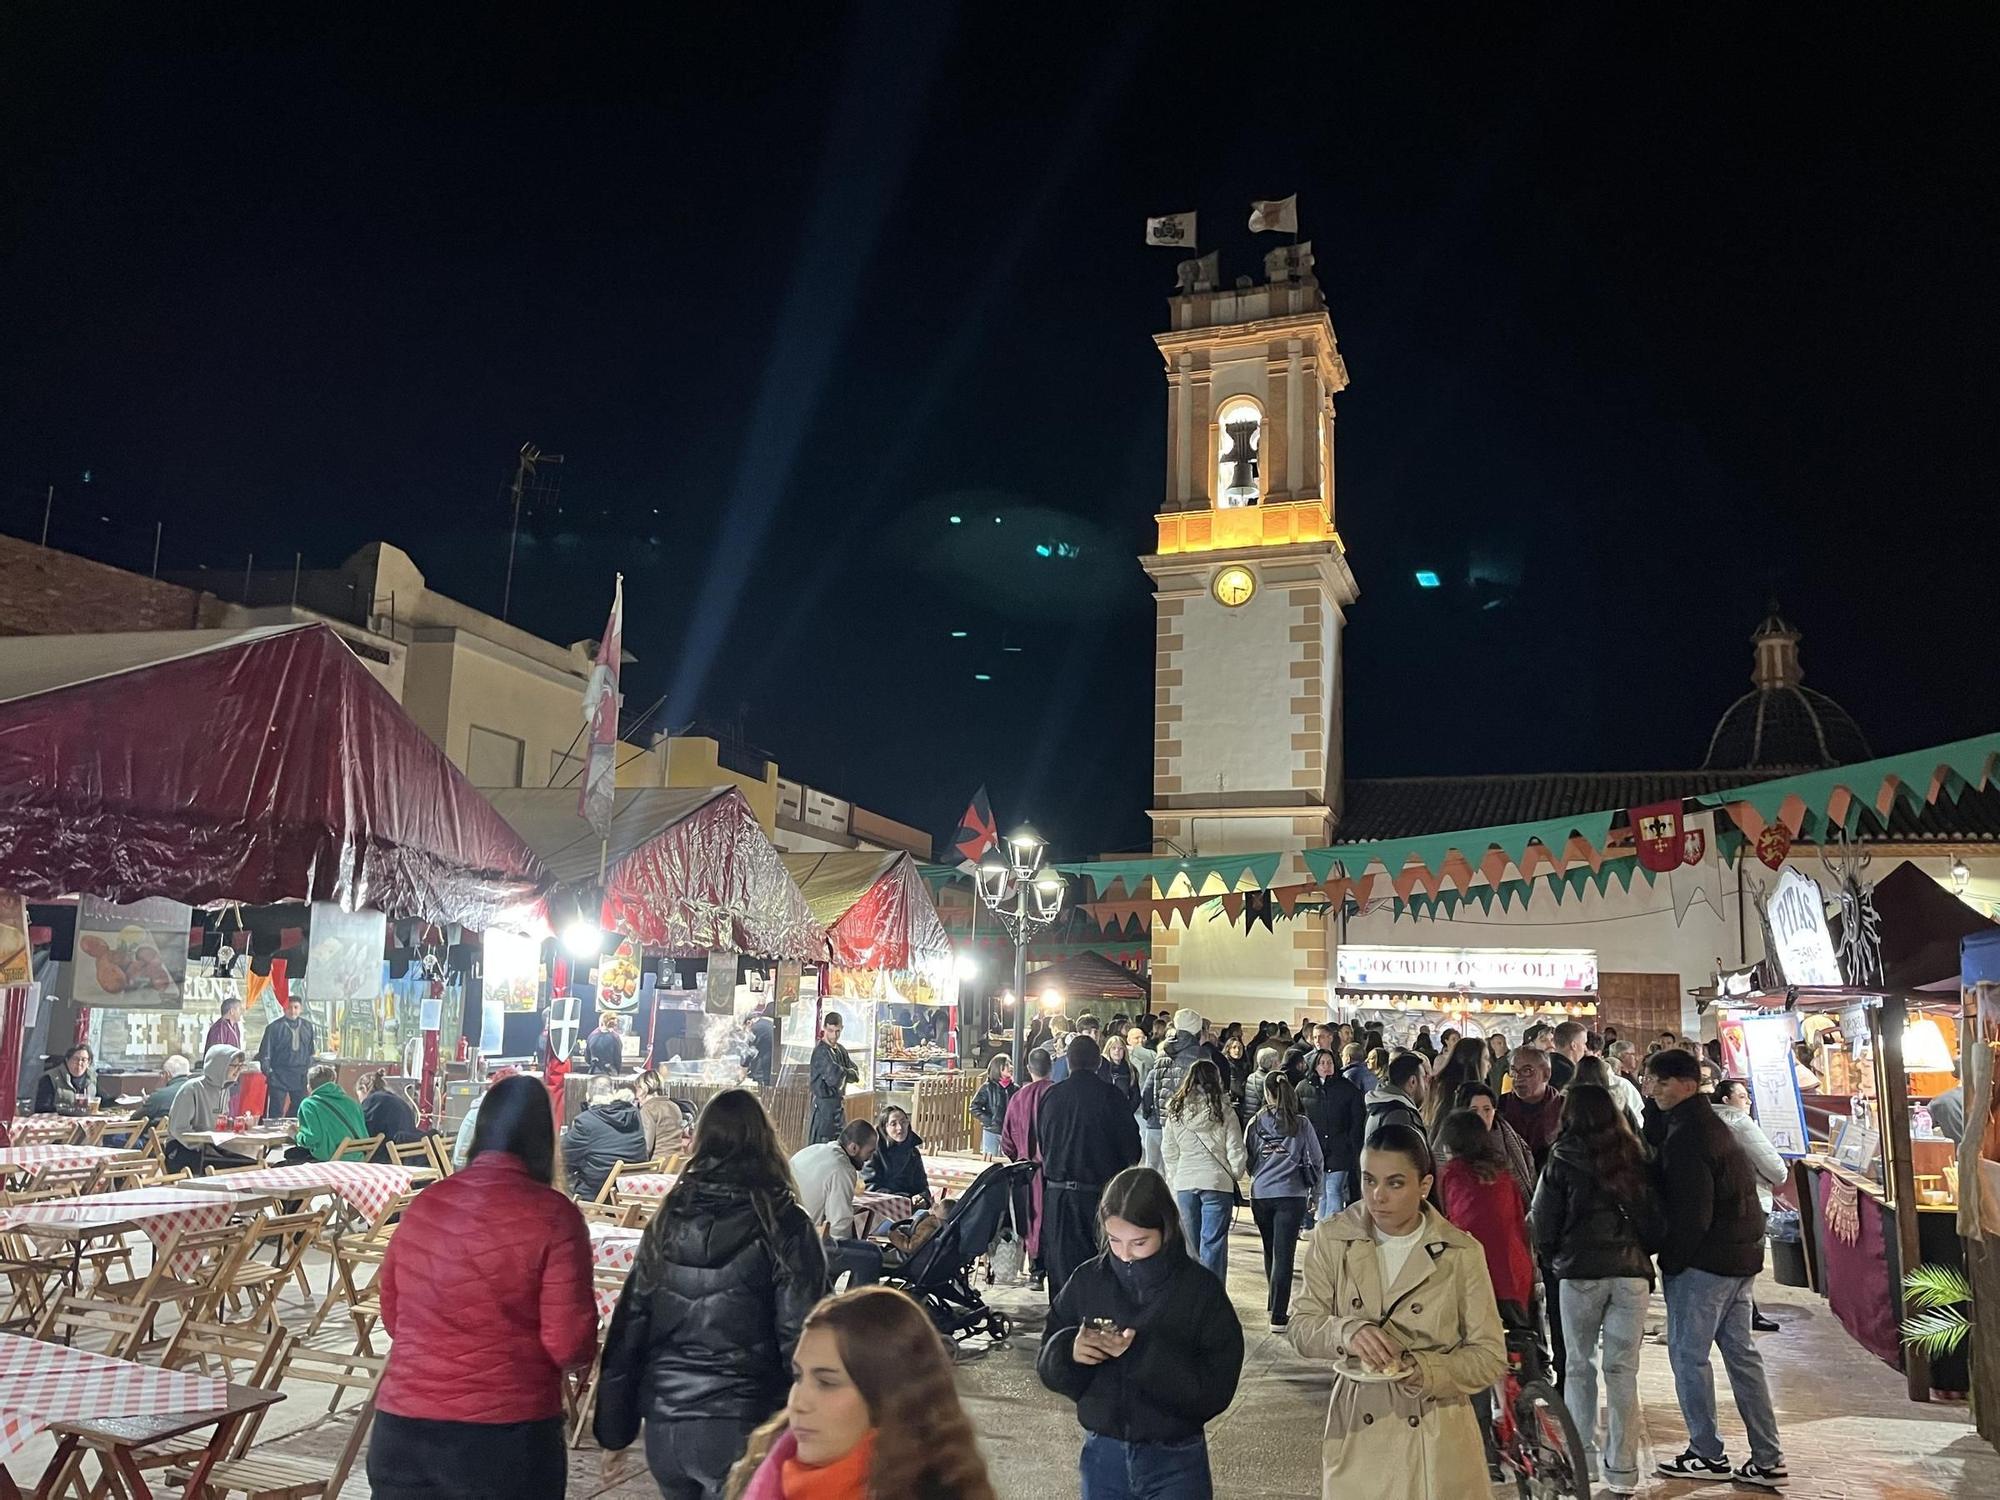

{"left": 256, "top": 995, "right": 317, "bottom": 1118}
{"left": 1035, "top": 1035, "right": 1141, "bottom": 1303}
{"left": 742, "top": 1009, "right": 775, "bottom": 1087}
{"left": 806, "top": 1012, "right": 859, "bottom": 1144}
{"left": 1646, "top": 1048, "right": 1786, "bottom": 1486}
{"left": 560, "top": 1076, "right": 650, "bottom": 1200}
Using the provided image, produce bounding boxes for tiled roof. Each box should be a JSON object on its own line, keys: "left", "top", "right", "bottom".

{"left": 1338, "top": 772, "right": 2000, "bottom": 845}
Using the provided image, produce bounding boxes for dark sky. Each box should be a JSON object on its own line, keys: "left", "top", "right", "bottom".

{"left": 5, "top": 6, "right": 1997, "bottom": 861}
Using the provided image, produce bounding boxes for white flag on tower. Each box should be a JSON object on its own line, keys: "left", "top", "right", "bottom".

{"left": 1145, "top": 212, "right": 1197, "bottom": 247}
{"left": 579, "top": 575, "right": 623, "bottom": 840}
{"left": 1248, "top": 194, "right": 1298, "bottom": 234}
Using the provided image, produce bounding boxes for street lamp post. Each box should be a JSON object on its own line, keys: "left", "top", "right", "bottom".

{"left": 977, "top": 825, "right": 1068, "bottom": 1075}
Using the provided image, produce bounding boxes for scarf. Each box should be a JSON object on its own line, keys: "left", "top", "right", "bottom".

{"left": 780, "top": 1429, "right": 877, "bottom": 1500}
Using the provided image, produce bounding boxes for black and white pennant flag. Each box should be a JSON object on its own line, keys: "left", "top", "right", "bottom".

{"left": 1145, "top": 211, "right": 1197, "bottom": 247}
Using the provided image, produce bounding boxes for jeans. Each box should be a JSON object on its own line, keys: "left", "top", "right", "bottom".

{"left": 1560, "top": 1276, "right": 1648, "bottom": 1491}
{"left": 642, "top": 1417, "right": 757, "bottom": 1500}
{"left": 1251, "top": 1196, "right": 1307, "bottom": 1322}
{"left": 1142, "top": 1126, "right": 1164, "bottom": 1174}
{"left": 1318, "top": 1169, "right": 1352, "bottom": 1220}
{"left": 981, "top": 1128, "right": 1002, "bottom": 1155}
{"left": 1174, "top": 1189, "right": 1232, "bottom": 1282}
{"left": 825, "top": 1238, "right": 883, "bottom": 1289}
{"left": 1663, "top": 1267, "right": 1783, "bottom": 1469}
{"left": 1080, "top": 1432, "right": 1213, "bottom": 1500}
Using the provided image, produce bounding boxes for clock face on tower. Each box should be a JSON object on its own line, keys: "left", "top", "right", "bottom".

{"left": 1212, "top": 565, "right": 1256, "bottom": 608}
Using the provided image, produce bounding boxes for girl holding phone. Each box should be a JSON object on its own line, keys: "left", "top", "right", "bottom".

{"left": 1038, "top": 1167, "right": 1245, "bottom": 1499}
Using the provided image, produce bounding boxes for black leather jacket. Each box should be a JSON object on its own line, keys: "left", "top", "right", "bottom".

{"left": 594, "top": 1179, "right": 827, "bottom": 1443}
{"left": 1530, "top": 1138, "right": 1666, "bottom": 1284}
{"left": 1298, "top": 1072, "right": 1368, "bottom": 1174}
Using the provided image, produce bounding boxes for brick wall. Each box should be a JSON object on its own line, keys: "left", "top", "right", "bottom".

{"left": 0, "top": 535, "right": 203, "bottom": 636}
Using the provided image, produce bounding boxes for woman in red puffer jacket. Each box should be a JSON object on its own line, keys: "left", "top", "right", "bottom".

{"left": 368, "top": 1075, "right": 598, "bottom": 1499}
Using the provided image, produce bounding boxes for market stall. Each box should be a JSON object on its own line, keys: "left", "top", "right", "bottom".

{"left": 0, "top": 623, "right": 551, "bottom": 1129}
{"left": 781, "top": 851, "right": 958, "bottom": 1092}
{"left": 1958, "top": 928, "right": 2000, "bottom": 1447}
{"left": 1743, "top": 859, "right": 1992, "bottom": 1401}
{"left": 1331, "top": 943, "right": 1600, "bottom": 1046}
{"left": 487, "top": 786, "right": 823, "bottom": 1105}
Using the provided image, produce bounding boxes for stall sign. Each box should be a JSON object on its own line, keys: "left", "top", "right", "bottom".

{"left": 703, "top": 950, "right": 739, "bottom": 1016}
{"left": 772, "top": 960, "right": 801, "bottom": 1018}
{"left": 0, "top": 893, "right": 29, "bottom": 988}
{"left": 305, "top": 904, "right": 387, "bottom": 1005}
{"left": 74, "top": 896, "right": 191, "bottom": 1010}
{"left": 1738, "top": 1012, "right": 1811, "bottom": 1157}
{"left": 1766, "top": 868, "right": 1841, "bottom": 987}
{"left": 482, "top": 928, "right": 543, "bottom": 1014}
{"left": 1335, "top": 945, "right": 1597, "bottom": 995}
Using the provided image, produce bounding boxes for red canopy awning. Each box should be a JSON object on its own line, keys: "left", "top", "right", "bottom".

{"left": 0, "top": 624, "right": 551, "bottom": 931}
{"left": 780, "top": 851, "right": 951, "bottom": 971}
{"left": 487, "top": 786, "right": 824, "bottom": 962}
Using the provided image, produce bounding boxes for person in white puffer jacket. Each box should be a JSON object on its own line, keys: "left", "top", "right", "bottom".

{"left": 1161, "top": 1058, "right": 1247, "bottom": 1283}
{"left": 1714, "top": 1077, "right": 1790, "bottom": 1332}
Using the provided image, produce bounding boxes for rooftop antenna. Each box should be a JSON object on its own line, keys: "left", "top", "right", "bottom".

{"left": 500, "top": 441, "right": 564, "bottom": 621}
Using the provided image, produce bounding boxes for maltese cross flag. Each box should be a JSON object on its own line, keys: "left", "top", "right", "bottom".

{"left": 579, "top": 575, "right": 624, "bottom": 839}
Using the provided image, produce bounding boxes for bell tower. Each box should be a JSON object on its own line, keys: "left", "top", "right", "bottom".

{"left": 1139, "top": 243, "right": 1357, "bottom": 1026}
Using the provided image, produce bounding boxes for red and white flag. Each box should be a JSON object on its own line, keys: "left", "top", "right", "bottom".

{"left": 580, "top": 575, "right": 623, "bottom": 839}
{"left": 1248, "top": 194, "right": 1298, "bottom": 234}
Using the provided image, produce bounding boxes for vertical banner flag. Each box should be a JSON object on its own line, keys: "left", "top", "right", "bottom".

{"left": 1247, "top": 194, "right": 1298, "bottom": 233}
{"left": 950, "top": 786, "right": 999, "bottom": 867}
{"left": 580, "top": 574, "right": 624, "bottom": 838}
{"left": 1670, "top": 809, "right": 1725, "bottom": 924}
{"left": 1630, "top": 800, "right": 1686, "bottom": 873}
{"left": 1145, "top": 211, "right": 1197, "bottom": 247}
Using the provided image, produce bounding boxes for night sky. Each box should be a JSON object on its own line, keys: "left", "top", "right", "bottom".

{"left": 5, "top": 6, "right": 1996, "bottom": 861}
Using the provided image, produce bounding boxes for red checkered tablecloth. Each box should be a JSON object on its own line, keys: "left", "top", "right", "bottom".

{"left": 0, "top": 1331, "right": 227, "bottom": 1458}
{"left": 0, "top": 1187, "right": 246, "bottom": 1276}
{"left": 175, "top": 1161, "right": 422, "bottom": 1225}
{"left": 0, "top": 1144, "right": 134, "bottom": 1170}
{"left": 587, "top": 1222, "right": 643, "bottom": 1320}
{"left": 5, "top": 1116, "right": 82, "bottom": 1145}
{"left": 853, "top": 1191, "right": 914, "bottom": 1238}
{"left": 612, "top": 1172, "right": 678, "bottom": 1201}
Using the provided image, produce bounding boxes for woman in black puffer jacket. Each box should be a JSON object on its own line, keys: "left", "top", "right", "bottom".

{"left": 1528, "top": 1085, "right": 1666, "bottom": 1500}
{"left": 863, "top": 1105, "right": 934, "bottom": 1207}
{"left": 595, "top": 1089, "right": 826, "bottom": 1500}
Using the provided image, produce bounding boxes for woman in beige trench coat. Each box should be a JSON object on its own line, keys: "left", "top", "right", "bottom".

{"left": 1289, "top": 1125, "right": 1506, "bottom": 1499}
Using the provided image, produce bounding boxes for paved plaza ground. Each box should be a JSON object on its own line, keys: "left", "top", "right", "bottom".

{"left": 9, "top": 1215, "right": 1992, "bottom": 1498}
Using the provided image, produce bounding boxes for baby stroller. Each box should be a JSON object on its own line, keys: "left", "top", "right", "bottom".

{"left": 880, "top": 1159, "right": 1034, "bottom": 1346}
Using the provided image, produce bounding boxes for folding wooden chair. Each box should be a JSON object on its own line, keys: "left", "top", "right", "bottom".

{"left": 304, "top": 1198, "right": 407, "bottom": 1340}
{"left": 96, "top": 1220, "right": 253, "bottom": 1342}
{"left": 169, "top": 1347, "right": 386, "bottom": 1497}
{"left": 210, "top": 1208, "right": 327, "bottom": 1328}
{"left": 96, "top": 1155, "right": 163, "bottom": 1193}
{"left": 74, "top": 1118, "right": 112, "bottom": 1146}
{"left": 328, "top": 1135, "right": 384, "bottom": 1164}
{"left": 422, "top": 1132, "right": 456, "bottom": 1177}
{"left": 17, "top": 1117, "right": 79, "bottom": 1146}
{"left": 26, "top": 1159, "right": 105, "bottom": 1198}
{"left": 73, "top": 1320, "right": 292, "bottom": 1500}
{"left": 565, "top": 1263, "right": 631, "bottom": 1447}
{"left": 34, "top": 1254, "right": 171, "bottom": 1360}
{"left": 384, "top": 1139, "right": 432, "bottom": 1170}
{"left": 0, "top": 1201, "right": 80, "bottom": 1331}
{"left": 95, "top": 1116, "right": 151, "bottom": 1154}
{"left": 576, "top": 1199, "right": 643, "bottom": 1229}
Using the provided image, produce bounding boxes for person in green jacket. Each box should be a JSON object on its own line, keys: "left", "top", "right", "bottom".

{"left": 288, "top": 1065, "right": 369, "bottom": 1162}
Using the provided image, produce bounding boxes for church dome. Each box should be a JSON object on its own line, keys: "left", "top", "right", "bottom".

{"left": 1701, "top": 610, "right": 1873, "bottom": 772}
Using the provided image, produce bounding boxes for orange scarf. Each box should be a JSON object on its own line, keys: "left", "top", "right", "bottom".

{"left": 780, "top": 1429, "right": 877, "bottom": 1500}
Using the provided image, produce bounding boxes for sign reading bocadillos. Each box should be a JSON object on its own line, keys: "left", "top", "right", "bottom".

{"left": 1335, "top": 945, "right": 1598, "bottom": 995}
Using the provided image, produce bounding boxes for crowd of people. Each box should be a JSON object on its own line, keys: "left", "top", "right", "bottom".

{"left": 175, "top": 996, "right": 1794, "bottom": 1500}
{"left": 998, "top": 1005, "right": 1794, "bottom": 1497}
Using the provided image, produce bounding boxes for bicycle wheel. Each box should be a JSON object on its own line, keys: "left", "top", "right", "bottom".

{"left": 1510, "top": 1379, "right": 1590, "bottom": 1500}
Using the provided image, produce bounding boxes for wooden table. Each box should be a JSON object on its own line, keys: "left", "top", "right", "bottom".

{"left": 176, "top": 1126, "right": 296, "bottom": 1161}
{"left": 175, "top": 1161, "right": 425, "bottom": 1228}
{"left": 30, "top": 1384, "right": 283, "bottom": 1499}
{"left": 0, "top": 1189, "right": 253, "bottom": 1289}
